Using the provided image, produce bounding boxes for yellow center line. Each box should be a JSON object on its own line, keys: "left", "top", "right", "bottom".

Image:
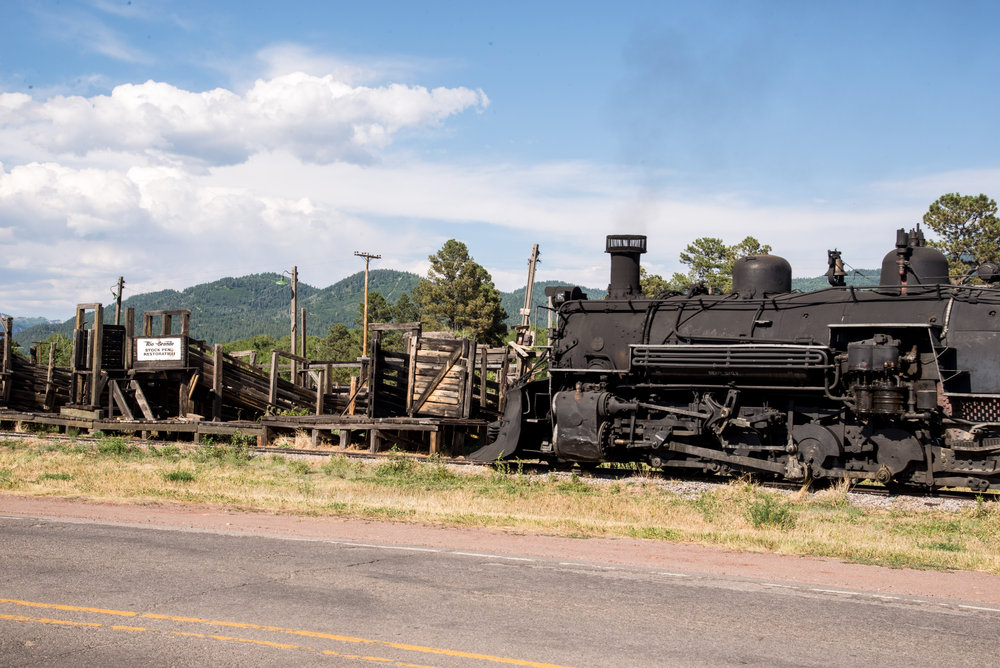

{"left": 0, "top": 596, "right": 573, "bottom": 668}
{"left": 0, "top": 612, "right": 101, "bottom": 628}
{"left": 0, "top": 597, "right": 136, "bottom": 617}
{"left": 2, "top": 612, "right": 434, "bottom": 667}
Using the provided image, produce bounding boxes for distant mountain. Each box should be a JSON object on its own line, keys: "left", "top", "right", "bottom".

{"left": 13, "top": 270, "right": 422, "bottom": 347}
{"left": 0, "top": 315, "right": 62, "bottom": 337}
{"left": 11, "top": 268, "right": 881, "bottom": 349}
{"left": 790, "top": 268, "right": 880, "bottom": 292}
{"left": 501, "top": 281, "right": 606, "bottom": 329}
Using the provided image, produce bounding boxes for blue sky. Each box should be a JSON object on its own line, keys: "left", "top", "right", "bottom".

{"left": 2, "top": 0, "right": 999, "bottom": 318}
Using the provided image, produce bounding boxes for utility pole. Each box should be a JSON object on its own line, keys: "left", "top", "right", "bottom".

{"left": 113, "top": 276, "right": 125, "bottom": 326}
{"left": 516, "top": 245, "right": 540, "bottom": 345}
{"left": 353, "top": 251, "right": 381, "bottom": 357}
{"left": 290, "top": 265, "right": 298, "bottom": 384}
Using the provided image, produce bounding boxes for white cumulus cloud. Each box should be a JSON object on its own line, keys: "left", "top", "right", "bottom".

{"left": 0, "top": 73, "right": 489, "bottom": 167}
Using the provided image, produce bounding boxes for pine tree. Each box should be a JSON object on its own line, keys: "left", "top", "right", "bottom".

{"left": 413, "top": 239, "right": 508, "bottom": 345}
{"left": 923, "top": 193, "right": 1000, "bottom": 279}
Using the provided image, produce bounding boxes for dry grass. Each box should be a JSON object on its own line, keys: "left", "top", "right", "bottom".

{"left": 2, "top": 437, "right": 999, "bottom": 573}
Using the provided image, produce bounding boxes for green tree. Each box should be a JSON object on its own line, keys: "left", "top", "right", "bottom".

{"left": 676, "top": 236, "right": 772, "bottom": 293}
{"left": 412, "top": 239, "right": 508, "bottom": 345}
{"left": 392, "top": 292, "right": 421, "bottom": 323}
{"left": 220, "top": 334, "right": 280, "bottom": 362}
{"left": 39, "top": 333, "right": 73, "bottom": 367}
{"left": 923, "top": 193, "right": 1000, "bottom": 279}
{"left": 315, "top": 323, "right": 362, "bottom": 384}
{"left": 355, "top": 291, "right": 394, "bottom": 329}
{"left": 640, "top": 267, "right": 669, "bottom": 297}
{"left": 356, "top": 291, "right": 410, "bottom": 352}
{"left": 316, "top": 324, "right": 360, "bottom": 361}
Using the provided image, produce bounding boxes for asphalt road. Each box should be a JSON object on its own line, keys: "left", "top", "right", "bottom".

{"left": 1, "top": 516, "right": 999, "bottom": 667}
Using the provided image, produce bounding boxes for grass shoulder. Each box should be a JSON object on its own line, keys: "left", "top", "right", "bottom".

{"left": 1, "top": 437, "right": 999, "bottom": 574}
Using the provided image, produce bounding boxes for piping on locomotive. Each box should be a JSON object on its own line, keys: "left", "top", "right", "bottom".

{"left": 471, "top": 229, "right": 1000, "bottom": 491}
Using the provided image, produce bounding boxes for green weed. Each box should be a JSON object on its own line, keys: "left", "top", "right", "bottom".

{"left": 322, "top": 455, "right": 364, "bottom": 479}
{"left": 149, "top": 444, "right": 182, "bottom": 458}
{"left": 375, "top": 453, "right": 418, "bottom": 478}
{"left": 194, "top": 441, "right": 250, "bottom": 466}
{"left": 920, "top": 539, "right": 964, "bottom": 553}
{"left": 746, "top": 492, "right": 797, "bottom": 530}
{"left": 556, "top": 472, "right": 591, "bottom": 495}
{"left": 96, "top": 436, "right": 139, "bottom": 457}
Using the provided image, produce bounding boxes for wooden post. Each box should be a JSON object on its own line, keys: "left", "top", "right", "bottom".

{"left": 405, "top": 332, "right": 419, "bottom": 414}
{"left": 44, "top": 342, "right": 55, "bottom": 410}
{"left": 212, "top": 344, "right": 223, "bottom": 421}
{"left": 71, "top": 307, "right": 83, "bottom": 404}
{"left": 89, "top": 305, "right": 103, "bottom": 409}
{"left": 1, "top": 317, "right": 11, "bottom": 403}
{"left": 339, "top": 429, "right": 349, "bottom": 450}
{"left": 479, "top": 345, "right": 488, "bottom": 407}
{"left": 125, "top": 308, "right": 135, "bottom": 369}
{"left": 114, "top": 276, "right": 124, "bottom": 326}
{"left": 314, "top": 367, "right": 324, "bottom": 415}
{"left": 462, "top": 338, "right": 476, "bottom": 419}
{"left": 366, "top": 329, "right": 381, "bottom": 418}
{"left": 348, "top": 375, "right": 357, "bottom": 415}
{"left": 498, "top": 346, "right": 511, "bottom": 412}
{"left": 300, "top": 307, "right": 307, "bottom": 386}
{"left": 268, "top": 350, "right": 279, "bottom": 407}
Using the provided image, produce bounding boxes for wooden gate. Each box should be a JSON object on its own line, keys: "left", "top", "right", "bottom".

{"left": 405, "top": 333, "right": 476, "bottom": 418}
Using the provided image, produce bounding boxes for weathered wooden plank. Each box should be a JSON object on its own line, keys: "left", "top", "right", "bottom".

{"left": 370, "top": 322, "right": 422, "bottom": 332}
{"left": 408, "top": 346, "right": 462, "bottom": 416}
{"left": 110, "top": 380, "right": 135, "bottom": 420}
{"left": 129, "top": 380, "right": 156, "bottom": 420}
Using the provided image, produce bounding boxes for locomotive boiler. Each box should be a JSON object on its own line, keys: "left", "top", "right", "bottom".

{"left": 471, "top": 230, "right": 1000, "bottom": 491}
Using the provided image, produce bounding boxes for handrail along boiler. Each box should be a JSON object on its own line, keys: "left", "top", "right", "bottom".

{"left": 472, "top": 230, "right": 1000, "bottom": 491}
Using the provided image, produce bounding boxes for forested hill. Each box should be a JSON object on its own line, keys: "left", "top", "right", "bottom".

{"left": 0, "top": 315, "right": 61, "bottom": 336}
{"left": 790, "top": 269, "right": 880, "bottom": 292}
{"left": 14, "top": 270, "right": 422, "bottom": 346}
{"left": 13, "top": 269, "right": 878, "bottom": 347}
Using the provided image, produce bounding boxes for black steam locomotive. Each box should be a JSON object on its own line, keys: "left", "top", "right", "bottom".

{"left": 472, "top": 230, "right": 1000, "bottom": 491}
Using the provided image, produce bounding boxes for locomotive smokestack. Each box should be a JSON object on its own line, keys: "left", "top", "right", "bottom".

{"left": 606, "top": 234, "right": 647, "bottom": 299}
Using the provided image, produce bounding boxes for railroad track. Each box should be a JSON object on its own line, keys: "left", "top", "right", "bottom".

{"left": 2, "top": 430, "right": 997, "bottom": 502}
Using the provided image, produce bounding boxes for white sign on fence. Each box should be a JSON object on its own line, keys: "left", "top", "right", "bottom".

{"left": 136, "top": 337, "right": 183, "bottom": 362}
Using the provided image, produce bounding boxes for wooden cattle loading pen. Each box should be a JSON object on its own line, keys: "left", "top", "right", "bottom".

{"left": 0, "top": 306, "right": 528, "bottom": 458}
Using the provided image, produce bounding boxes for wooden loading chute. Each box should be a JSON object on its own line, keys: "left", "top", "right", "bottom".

{"left": 366, "top": 325, "right": 511, "bottom": 420}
